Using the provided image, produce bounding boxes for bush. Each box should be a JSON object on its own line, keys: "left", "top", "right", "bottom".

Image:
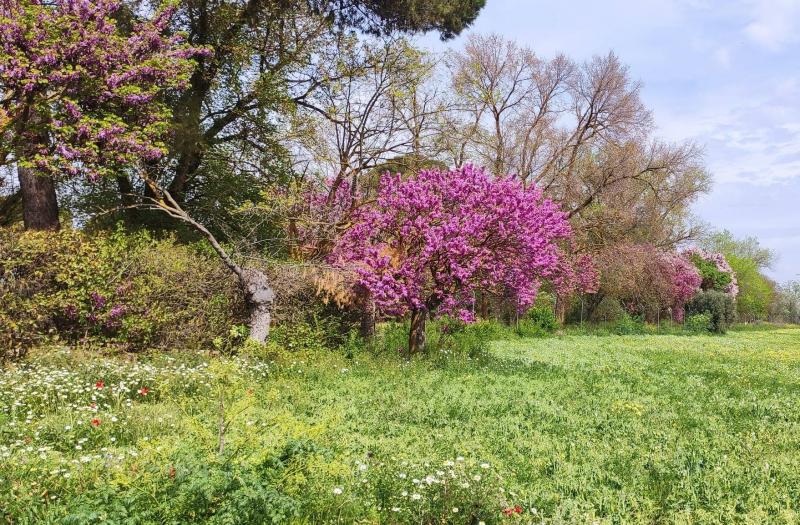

{"left": 684, "top": 313, "right": 712, "bottom": 333}
{"left": 611, "top": 313, "right": 646, "bottom": 335}
{"left": 524, "top": 303, "right": 558, "bottom": 334}
{"left": 686, "top": 290, "right": 737, "bottom": 334}
{"left": 590, "top": 296, "right": 626, "bottom": 323}
{"left": 0, "top": 226, "right": 242, "bottom": 357}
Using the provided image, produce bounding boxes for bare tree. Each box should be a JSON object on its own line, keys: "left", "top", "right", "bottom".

{"left": 446, "top": 35, "right": 709, "bottom": 249}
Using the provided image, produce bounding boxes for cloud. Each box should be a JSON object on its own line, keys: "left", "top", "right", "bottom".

{"left": 743, "top": 0, "right": 800, "bottom": 51}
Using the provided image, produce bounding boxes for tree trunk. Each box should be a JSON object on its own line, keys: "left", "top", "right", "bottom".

{"left": 359, "top": 290, "right": 376, "bottom": 339}
{"left": 241, "top": 268, "right": 275, "bottom": 343}
{"left": 18, "top": 166, "right": 59, "bottom": 230}
{"left": 360, "top": 306, "right": 376, "bottom": 339}
{"left": 408, "top": 307, "right": 427, "bottom": 356}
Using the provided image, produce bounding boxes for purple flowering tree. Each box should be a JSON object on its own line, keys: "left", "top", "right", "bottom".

{"left": 331, "top": 165, "right": 580, "bottom": 355}
{"left": 0, "top": 0, "right": 279, "bottom": 343}
{"left": 0, "top": 0, "right": 204, "bottom": 230}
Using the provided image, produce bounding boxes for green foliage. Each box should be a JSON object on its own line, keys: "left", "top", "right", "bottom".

{"left": 684, "top": 313, "right": 713, "bottom": 333}
{"left": 4, "top": 329, "right": 800, "bottom": 522}
{"left": 590, "top": 296, "right": 627, "bottom": 323}
{"left": 522, "top": 293, "right": 558, "bottom": 334}
{"left": 0, "top": 226, "right": 242, "bottom": 357}
{"left": 686, "top": 290, "right": 737, "bottom": 334}
{"left": 269, "top": 321, "right": 329, "bottom": 353}
{"left": 728, "top": 254, "right": 774, "bottom": 322}
{"left": 690, "top": 254, "right": 733, "bottom": 292}
{"left": 611, "top": 312, "right": 646, "bottom": 335}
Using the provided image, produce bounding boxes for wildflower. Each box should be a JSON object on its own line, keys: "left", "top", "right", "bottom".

{"left": 169, "top": 465, "right": 176, "bottom": 479}
{"left": 138, "top": 387, "right": 150, "bottom": 396}
{"left": 95, "top": 381, "right": 105, "bottom": 389}
{"left": 90, "top": 418, "right": 101, "bottom": 427}
{"left": 401, "top": 491, "right": 408, "bottom": 497}
{"left": 480, "top": 462, "right": 490, "bottom": 469}
{"left": 332, "top": 487, "right": 343, "bottom": 495}
{"left": 473, "top": 474, "right": 481, "bottom": 481}
{"left": 411, "top": 493, "right": 422, "bottom": 501}
{"left": 391, "top": 507, "right": 401, "bottom": 512}
{"left": 452, "top": 507, "right": 459, "bottom": 513}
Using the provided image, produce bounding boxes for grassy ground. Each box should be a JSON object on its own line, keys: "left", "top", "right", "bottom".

{"left": 2, "top": 328, "right": 800, "bottom": 523}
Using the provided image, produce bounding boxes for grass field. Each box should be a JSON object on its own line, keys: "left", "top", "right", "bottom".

{"left": 2, "top": 328, "right": 800, "bottom": 523}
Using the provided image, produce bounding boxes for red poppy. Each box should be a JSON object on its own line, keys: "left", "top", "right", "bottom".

{"left": 502, "top": 508, "right": 514, "bottom": 516}
{"left": 169, "top": 465, "right": 176, "bottom": 479}
{"left": 138, "top": 387, "right": 150, "bottom": 396}
{"left": 90, "top": 418, "right": 101, "bottom": 427}
{"left": 95, "top": 381, "right": 105, "bottom": 389}
{"left": 514, "top": 505, "right": 523, "bottom": 513}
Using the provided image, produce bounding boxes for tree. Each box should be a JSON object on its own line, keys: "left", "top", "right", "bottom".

{"left": 445, "top": 35, "right": 710, "bottom": 250}
{"left": 699, "top": 230, "right": 777, "bottom": 321}
{"left": 771, "top": 281, "right": 800, "bottom": 324}
{"left": 684, "top": 248, "right": 739, "bottom": 297}
{"left": 110, "top": 0, "right": 485, "bottom": 230}
{"left": 331, "top": 165, "right": 585, "bottom": 355}
{"left": 701, "top": 229, "right": 776, "bottom": 270}
{"left": 0, "top": 0, "right": 202, "bottom": 230}
{"left": 594, "top": 244, "right": 700, "bottom": 322}
{"left": 0, "top": 0, "right": 283, "bottom": 342}
{"left": 727, "top": 254, "right": 774, "bottom": 322}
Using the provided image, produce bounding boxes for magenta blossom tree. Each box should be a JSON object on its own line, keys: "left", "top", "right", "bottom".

{"left": 331, "top": 165, "right": 582, "bottom": 354}
{"left": 0, "top": 0, "right": 207, "bottom": 229}
{"left": 658, "top": 251, "right": 702, "bottom": 322}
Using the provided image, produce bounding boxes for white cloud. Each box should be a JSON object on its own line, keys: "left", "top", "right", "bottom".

{"left": 743, "top": 0, "right": 800, "bottom": 51}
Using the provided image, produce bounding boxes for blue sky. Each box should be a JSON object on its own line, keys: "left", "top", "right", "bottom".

{"left": 419, "top": 0, "right": 800, "bottom": 283}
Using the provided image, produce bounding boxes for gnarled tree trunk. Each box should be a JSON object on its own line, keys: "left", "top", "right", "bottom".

{"left": 140, "top": 178, "right": 276, "bottom": 343}
{"left": 241, "top": 268, "right": 275, "bottom": 343}
{"left": 18, "top": 166, "right": 59, "bottom": 231}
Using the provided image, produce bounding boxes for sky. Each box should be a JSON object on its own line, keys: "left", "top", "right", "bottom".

{"left": 418, "top": 0, "right": 800, "bottom": 283}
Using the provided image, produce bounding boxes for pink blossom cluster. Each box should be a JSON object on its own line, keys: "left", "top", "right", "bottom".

{"left": 683, "top": 247, "right": 739, "bottom": 297}
{"left": 658, "top": 251, "right": 703, "bottom": 322}
{"left": 331, "top": 165, "right": 584, "bottom": 322}
{"left": 0, "top": 0, "right": 209, "bottom": 179}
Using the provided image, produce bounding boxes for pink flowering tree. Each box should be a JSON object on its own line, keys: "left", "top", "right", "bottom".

{"left": 596, "top": 244, "right": 700, "bottom": 322}
{"left": 658, "top": 251, "right": 702, "bottom": 322}
{"left": 331, "top": 165, "right": 580, "bottom": 355}
{"left": 0, "top": 1, "right": 279, "bottom": 343}
{"left": 683, "top": 248, "right": 739, "bottom": 298}
{"left": 0, "top": 0, "right": 206, "bottom": 229}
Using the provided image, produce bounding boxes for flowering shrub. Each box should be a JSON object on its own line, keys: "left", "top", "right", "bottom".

{"left": 331, "top": 165, "right": 588, "bottom": 353}
{"left": 684, "top": 248, "right": 739, "bottom": 298}
{"left": 0, "top": 226, "right": 242, "bottom": 356}
{"left": 323, "top": 456, "right": 514, "bottom": 524}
